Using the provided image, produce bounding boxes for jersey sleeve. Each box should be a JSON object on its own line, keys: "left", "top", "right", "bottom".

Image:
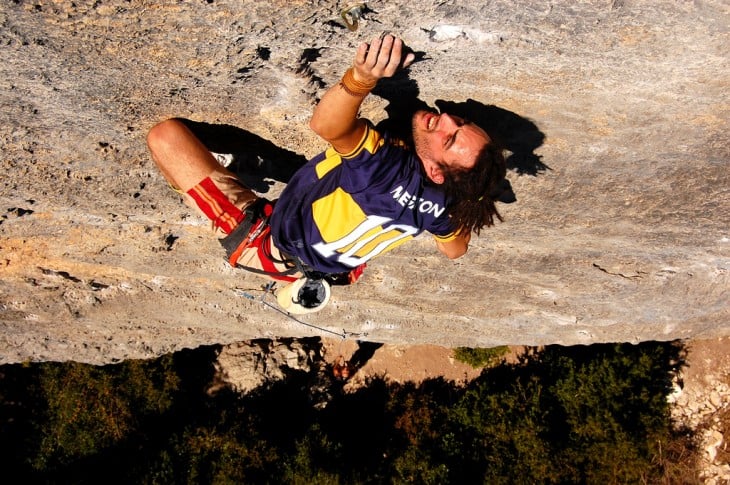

{"left": 429, "top": 210, "right": 459, "bottom": 240}
{"left": 432, "top": 230, "right": 459, "bottom": 243}
{"left": 336, "top": 121, "right": 386, "bottom": 167}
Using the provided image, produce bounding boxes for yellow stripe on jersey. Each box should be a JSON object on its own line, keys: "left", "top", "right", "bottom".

{"left": 432, "top": 228, "right": 460, "bottom": 243}
{"left": 315, "top": 123, "right": 386, "bottom": 179}
{"left": 315, "top": 147, "right": 343, "bottom": 179}
{"left": 336, "top": 225, "right": 379, "bottom": 255}
{"left": 353, "top": 227, "right": 413, "bottom": 258}
{"left": 357, "top": 126, "right": 384, "bottom": 157}
{"left": 338, "top": 122, "right": 372, "bottom": 158}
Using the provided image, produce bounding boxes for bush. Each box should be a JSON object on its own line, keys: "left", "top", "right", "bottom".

{"left": 453, "top": 345, "right": 510, "bottom": 368}
{"left": 0, "top": 341, "right": 700, "bottom": 483}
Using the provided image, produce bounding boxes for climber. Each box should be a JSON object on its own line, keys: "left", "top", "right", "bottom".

{"left": 146, "top": 33, "right": 506, "bottom": 314}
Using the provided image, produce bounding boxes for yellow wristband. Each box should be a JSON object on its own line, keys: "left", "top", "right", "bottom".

{"left": 339, "top": 67, "right": 376, "bottom": 97}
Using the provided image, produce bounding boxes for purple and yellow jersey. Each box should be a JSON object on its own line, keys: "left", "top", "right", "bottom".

{"left": 270, "top": 122, "right": 457, "bottom": 274}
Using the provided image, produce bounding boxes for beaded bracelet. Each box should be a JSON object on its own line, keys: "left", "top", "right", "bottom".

{"left": 339, "top": 67, "right": 376, "bottom": 97}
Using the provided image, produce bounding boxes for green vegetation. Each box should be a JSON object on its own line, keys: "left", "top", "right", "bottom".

{"left": 453, "top": 345, "right": 510, "bottom": 368}
{"left": 0, "top": 341, "right": 700, "bottom": 483}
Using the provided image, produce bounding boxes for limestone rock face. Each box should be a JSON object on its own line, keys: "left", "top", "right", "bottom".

{"left": 0, "top": 0, "right": 727, "bottom": 364}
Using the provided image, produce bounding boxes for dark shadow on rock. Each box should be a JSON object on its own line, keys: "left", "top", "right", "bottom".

{"left": 348, "top": 340, "right": 384, "bottom": 375}
{"left": 371, "top": 66, "right": 548, "bottom": 178}
{"left": 372, "top": 70, "right": 430, "bottom": 143}
{"left": 435, "top": 99, "right": 550, "bottom": 176}
{"left": 177, "top": 118, "right": 309, "bottom": 194}
{"left": 326, "top": 340, "right": 384, "bottom": 385}
{"left": 372, "top": 72, "right": 525, "bottom": 203}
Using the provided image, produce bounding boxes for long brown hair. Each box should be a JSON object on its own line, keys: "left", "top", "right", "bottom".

{"left": 440, "top": 142, "right": 507, "bottom": 235}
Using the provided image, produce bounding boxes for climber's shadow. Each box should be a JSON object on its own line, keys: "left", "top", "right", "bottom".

{"left": 373, "top": 71, "right": 430, "bottom": 142}
{"left": 329, "top": 340, "right": 384, "bottom": 384}
{"left": 371, "top": 71, "right": 548, "bottom": 206}
{"left": 178, "top": 118, "right": 308, "bottom": 194}
{"left": 349, "top": 341, "right": 383, "bottom": 372}
{"left": 434, "top": 99, "right": 549, "bottom": 177}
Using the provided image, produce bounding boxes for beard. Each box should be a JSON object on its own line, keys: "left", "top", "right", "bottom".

{"left": 411, "top": 109, "right": 438, "bottom": 163}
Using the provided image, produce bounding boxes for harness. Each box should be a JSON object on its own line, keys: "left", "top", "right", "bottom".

{"left": 219, "top": 199, "right": 365, "bottom": 285}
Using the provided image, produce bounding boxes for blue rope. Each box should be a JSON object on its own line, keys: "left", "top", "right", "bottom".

{"left": 233, "top": 284, "right": 368, "bottom": 340}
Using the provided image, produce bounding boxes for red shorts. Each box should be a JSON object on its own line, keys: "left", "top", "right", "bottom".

{"left": 181, "top": 169, "right": 301, "bottom": 282}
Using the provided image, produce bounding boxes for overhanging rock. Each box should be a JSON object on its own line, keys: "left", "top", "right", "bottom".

{"left": 0, "top": 0, "right": 727, "bottom": 364}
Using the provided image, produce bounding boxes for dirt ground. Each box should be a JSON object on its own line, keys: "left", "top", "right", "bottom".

{"left": 322, "top": 339, "right": 486, "bottom": 387}
{"left": 680, "top": 338, "right": 730, "bottom": 400}
{"left": 322, "top": 337, "right": 730, "bottom": 394}
{"left": 672, "top": 338, "right": 730, "bottom": 482}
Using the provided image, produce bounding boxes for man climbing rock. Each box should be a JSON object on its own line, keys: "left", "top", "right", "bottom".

{"left": 147, "top": 33, "right": 506, "bottom": 314}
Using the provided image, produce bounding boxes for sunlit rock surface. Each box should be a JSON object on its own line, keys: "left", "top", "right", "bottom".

{"left": 0, "top": 0, "right": 727, "bottom": 364}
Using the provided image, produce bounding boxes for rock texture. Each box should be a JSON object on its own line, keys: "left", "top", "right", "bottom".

{"left": 669, "top": 338, "right": 730, "bottom": 483}
{"left": 0, "top": 0, "right": 728, "bottom": 365}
